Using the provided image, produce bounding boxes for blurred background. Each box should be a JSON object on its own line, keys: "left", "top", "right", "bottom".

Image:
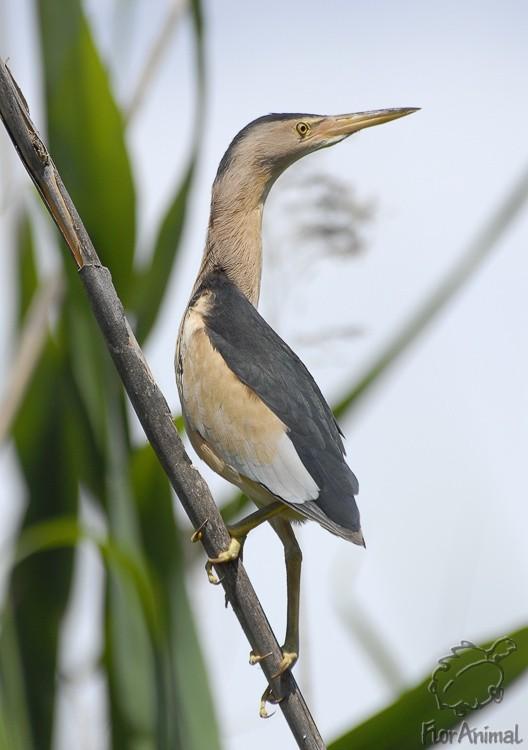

{"left": 1, "top": 1, "right": 527, "bottom": 748}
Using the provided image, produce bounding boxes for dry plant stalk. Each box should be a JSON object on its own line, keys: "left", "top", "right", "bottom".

{"left": 0, "top": 58, "right": 326, "bottom": 749}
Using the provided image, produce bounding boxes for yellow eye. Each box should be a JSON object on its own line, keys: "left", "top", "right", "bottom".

{"left": 296, "top": 121, "right": 310, "bottom": 137}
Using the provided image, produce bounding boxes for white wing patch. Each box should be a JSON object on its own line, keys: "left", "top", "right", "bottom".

{"left": 220, "top": 431, "right": 319, "bottom": 504}
{"left": 177, "top": 300, "right": 319, "bottom": 505}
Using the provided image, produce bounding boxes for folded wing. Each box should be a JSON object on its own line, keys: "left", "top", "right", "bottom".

{"left": 182, "top": 271, "right": 363, "bottom": 545}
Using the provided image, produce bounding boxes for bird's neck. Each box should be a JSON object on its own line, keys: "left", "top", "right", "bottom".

{"left": 194, "top": 169, "right": 271, "bottom": 307}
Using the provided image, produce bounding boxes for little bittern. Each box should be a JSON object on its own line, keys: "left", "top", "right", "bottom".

{"left": 176, "top": 108, "right": 417, "bottom": 707}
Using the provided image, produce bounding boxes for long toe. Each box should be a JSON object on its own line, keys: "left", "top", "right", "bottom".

{"left": 259, "top": 685, "right": 283, "bottom": 719}
{"left": 249, "top": 649, "right": 273, "bottom": 665}
{"left": 205, "top": 560, "right": 222, "bottom": 585}
{"left": 205, "top": 534, "right": 246, "bottom": 586}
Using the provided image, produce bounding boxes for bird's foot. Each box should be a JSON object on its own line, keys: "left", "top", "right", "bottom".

{"left": 204, "top": 536, "right": 244, "bottom": 585}
{"left": 205, "top": 560, "right": 222, "bottom": 585}
{"left": 249, "top": 649, "right": 273, "bottom": 665}
{"left": 259, "top": 685, "right": 284, "bottom": 719}
{"left": 209, "top": 536, "right": 242, "bottom": 565}
{"left": 272, "top": 649, "right": 298, "bottom": 678}
{"left": 256, "top": 648, "right": 296, "bottom": 717}
{"left": 249, "top": 647, "right": 297, "bottom": 677}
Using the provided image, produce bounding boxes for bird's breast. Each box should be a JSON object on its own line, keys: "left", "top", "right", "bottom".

{"left": 176, "top": 293, "right": 282, "bottom": 476}
{"left": 175, "top": 290, "right": 319, "bottom": 509}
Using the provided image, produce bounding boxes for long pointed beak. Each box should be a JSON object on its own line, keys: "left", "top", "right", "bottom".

{"left": 320, "top": 107, "right": 419, "bottom": 138}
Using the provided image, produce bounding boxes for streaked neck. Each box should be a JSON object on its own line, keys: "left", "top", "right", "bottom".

{"left": 194, "top": 167, "right": 271, "bottom": 307}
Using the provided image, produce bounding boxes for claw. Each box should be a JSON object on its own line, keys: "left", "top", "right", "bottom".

{"left": 191, "top": 518, "right": 208, "bottom": 543}
{"left": 205, "top": 560, "right": 223, "bottom": 585}
{"left": 259, "top": 685, "right": 283, "bottom": 719}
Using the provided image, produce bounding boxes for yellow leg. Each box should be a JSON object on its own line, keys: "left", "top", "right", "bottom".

{"left": 205, "top": 501, "right": 286, "bottom": 584}
{"left": 251, "top": 518, "right": 302, "bottom": 678}
{"left": 272, "top": 518, "right": 301, "bottom": 676}
{"left": 223, "top": 501, "right": 286, "bottom": 541}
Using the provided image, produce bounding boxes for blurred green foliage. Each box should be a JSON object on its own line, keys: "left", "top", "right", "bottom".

{"left": 1, "top": 2, "right": 528, "bottom": 749}
{"left": 329, "top": 626, "right": 528, "bottom": 749}
{"left": 1, "top": 1, "right": 218, "bottom": 749}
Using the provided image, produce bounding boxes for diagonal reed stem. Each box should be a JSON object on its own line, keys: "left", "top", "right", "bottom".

{"left": 0, "top": 58, "right": 326, "bottom": 749}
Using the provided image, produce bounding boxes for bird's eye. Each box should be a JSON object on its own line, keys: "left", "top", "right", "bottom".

{"left": 296, "top": 121, "right": 310, "bottom": 138}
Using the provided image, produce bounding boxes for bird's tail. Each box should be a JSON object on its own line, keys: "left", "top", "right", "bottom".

{"left": 282, "top": 453, "right": 364, "bottom": 544}
{"left": 299, "top": 499, "right": 365, "bottom": 546}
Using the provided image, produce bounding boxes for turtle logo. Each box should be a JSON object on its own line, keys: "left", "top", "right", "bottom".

{"left": 428, "top": 637, "right": 517, "bottom": 717}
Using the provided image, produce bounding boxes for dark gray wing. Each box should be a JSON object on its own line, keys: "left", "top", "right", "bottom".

{"left": 199, "top": 271, "right": 361, "bottom": 539}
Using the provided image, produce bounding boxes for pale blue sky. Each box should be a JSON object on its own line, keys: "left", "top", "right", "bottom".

{"left": 1, "top": 1, "right": 528, "bottom": 748}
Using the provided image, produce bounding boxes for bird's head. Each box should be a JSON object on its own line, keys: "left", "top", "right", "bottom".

{"left": 214, "top": 108, "right": 419, "bottom": 199}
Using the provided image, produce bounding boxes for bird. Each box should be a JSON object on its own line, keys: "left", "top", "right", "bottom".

{"left": 176, "top": 108, "right": 417, "bottom": 688}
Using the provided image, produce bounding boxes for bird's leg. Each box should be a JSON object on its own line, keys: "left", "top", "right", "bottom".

{"left": 205, "top": 501, "right": 286, "bottom": 584}
{"left": 273, "top": 519, "right": 302, "bottom": 675}
{"left": 251, "top": 518, "right": 302, "bottom": 677}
